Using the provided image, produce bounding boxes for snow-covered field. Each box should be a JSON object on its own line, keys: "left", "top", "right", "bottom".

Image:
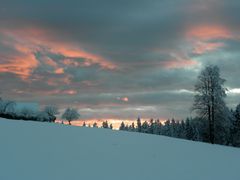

{"left": 0, "top": 118, "right": 239, "bottom": 180}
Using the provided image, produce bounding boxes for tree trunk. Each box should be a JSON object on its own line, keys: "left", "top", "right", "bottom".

{"left": 208, "top": 104, "right": 213, "bottom": 144}
{"left": 207, "top": 77, "right": 214, "bottom": 144}
{"left": 211, "top": 96, "right": 215, "bottom": 144}
{"left": 210, "top": 76, "right": 215, "bottom": 144}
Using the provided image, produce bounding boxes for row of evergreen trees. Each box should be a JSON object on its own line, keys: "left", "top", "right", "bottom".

{"left": 118, "top": 107, "right": 240, "bottom": 147}
{"left": 118, "top": 65, "right": 240, "bottom": 147}
{"left": 82, "top": 121, "right": 114, "bottom": 129}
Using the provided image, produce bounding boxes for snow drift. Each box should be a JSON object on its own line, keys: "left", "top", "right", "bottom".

{"left": 0, "top": 118, "right": 239, "bottom": 180}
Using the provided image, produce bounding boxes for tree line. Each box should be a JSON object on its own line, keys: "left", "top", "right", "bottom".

{"left": 0, "top": 100, "right": 80, "bottom": 124}
{"left": 117, "top": 111, "right": 240, "bottom": 147}
{"left": 117, "top": 65, "right": 240, "bottom": 147}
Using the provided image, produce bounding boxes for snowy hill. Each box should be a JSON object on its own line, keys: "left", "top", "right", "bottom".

{"left": 0, "top": 118, "right": 240, "bottom": 180}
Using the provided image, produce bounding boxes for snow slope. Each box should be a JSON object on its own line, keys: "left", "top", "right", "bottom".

{"left": 0, "top": 118, "right": 239, "bottom": 180}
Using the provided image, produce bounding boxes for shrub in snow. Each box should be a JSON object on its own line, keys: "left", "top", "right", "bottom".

{"left": 37, "top": 111, "right": 51, "bottom": 122}
{"left": 19, "top": 108, "right": 36, "bottom": 119}
{"left": 43, "top": 106, "right": 59, "bottom": 122}
{"left": 0, "top": 100, "right": 16, "bottom": 114}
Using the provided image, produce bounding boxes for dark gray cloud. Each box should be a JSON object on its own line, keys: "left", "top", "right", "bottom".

{"left": 0, "top": 0, "right": 240, "bottom": 120}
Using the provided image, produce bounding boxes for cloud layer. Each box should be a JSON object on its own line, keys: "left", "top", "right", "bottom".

{"left": 0, "top": 0, "right": 240, "bottom": 120}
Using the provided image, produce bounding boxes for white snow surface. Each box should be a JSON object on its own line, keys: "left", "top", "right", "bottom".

{"left": 0, "top": 118, "right": 240, "bottom": 180}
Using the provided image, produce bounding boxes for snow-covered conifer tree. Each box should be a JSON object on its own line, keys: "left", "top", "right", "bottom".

{"left": 119, "top": 121, "right": 125, "bottom": 130}
{"left": 137, "top": 117, "right": 142, "bottom": 132}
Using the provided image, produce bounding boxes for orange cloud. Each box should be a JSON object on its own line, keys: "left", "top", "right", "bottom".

{"left": 0, "top": 26, "right": 116, "bottom": 80}
{"left": 42, "top": 57, "right": 66, "bottom": 74}
{"left": 14, "top": 27, "right": 115, "bottom": 69}
{"left": 44, "top": 57, "right": 58, "bottom": 68}
{"left": 0, "top": 53, "right": 39, "bottom": 80}
{"left": 55, "top": 68, "right": 64, "bottom": 74}
{"left": 186, "top": 24, "right": 232, "bottom": 40}
{"left": 62, "top": 58, "right": 97, "bottom": 68}
{"left": 63, "top": 59, "right": 80, "bottom": 66}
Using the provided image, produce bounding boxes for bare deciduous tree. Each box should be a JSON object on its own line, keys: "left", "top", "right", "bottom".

{"left": 193, "top": 65, "right": 228, "bottom": 144}
{"left": 62, "top": 108, "right": 80, "bottom": 125}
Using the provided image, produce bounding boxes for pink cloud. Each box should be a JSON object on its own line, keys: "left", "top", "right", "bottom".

{"left": 186, "top": 24, "right": 232, "bottom": 40}
{"left": 47, "top": 75, "right": 72, "bottom": 86}
{"left": 161, "top": 59, "right": 198, "bottom": 69}
{"left": 185, "top": 24, "right": 232, "bottom": 55}
{"left": 42, "top": 89, "right": 78, "bottom": 96}
{"left": 62, "top": 90, "right": 78, "bottom": 95}
{"left": 192, "top": 41, "right": 225, "bottom": 55}
{"left": 117, "top": 97, "right": 129, "bottom": 102}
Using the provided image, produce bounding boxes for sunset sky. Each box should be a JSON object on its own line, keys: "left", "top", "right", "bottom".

{"left": 0, "top": 0, "right": 240, "bottom": 121}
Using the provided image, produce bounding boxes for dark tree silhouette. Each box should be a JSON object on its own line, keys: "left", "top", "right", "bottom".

{"left": 192, "top": 65, "right": 227, "bottom": 144}
{"left": 62, "top": 108, "right": 80, "bottom": 125}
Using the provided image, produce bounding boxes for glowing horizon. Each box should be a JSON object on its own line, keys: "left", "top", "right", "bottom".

{"left": 55, "top": 118, "right": 166, "bottom": 130}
